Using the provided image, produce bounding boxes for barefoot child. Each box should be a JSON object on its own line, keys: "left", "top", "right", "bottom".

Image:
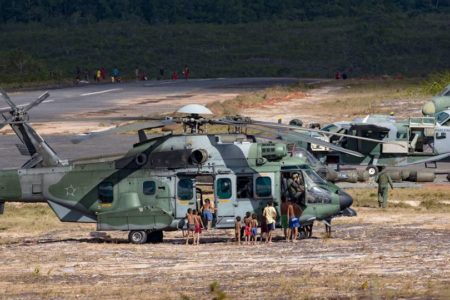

{"left": 185, "top": 208, "right": 195, "bottom": 245}
{"left": 243, "top": 211, "right": 251, "bottom": 245}
{"left": 235, "top": 216, "right": 242, "bottom": 245}
{"left": 193, "top": 209, "right": 204, "bottom": 245}
{"left": 250, "top": 213, "right": 259, "bottom": 245}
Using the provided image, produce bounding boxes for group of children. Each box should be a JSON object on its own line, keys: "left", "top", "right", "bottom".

{"left": 185, "top": 199, "right": 302, "bottom": 246}
{"left": 184, "top": 199, "right": 213, "bottom": 245}
{"left": 185, "top": 208, "right": 204, "bottom": 245}
{"left": 235, "top": 199, "right": 302, "bottom": 245}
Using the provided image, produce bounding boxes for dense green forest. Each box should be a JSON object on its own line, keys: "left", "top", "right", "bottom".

{"left": 0, "top": 1, "right": 449, "bottom": 85}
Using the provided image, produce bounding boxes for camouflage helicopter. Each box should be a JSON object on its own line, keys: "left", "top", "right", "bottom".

{"left": 0, "top": 89, "right": 376, "bottom": 244}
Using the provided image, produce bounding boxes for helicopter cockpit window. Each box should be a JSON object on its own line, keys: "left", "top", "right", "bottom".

{"left": 303, "top": 169, "right": 327, "bottom": 185}
{"left": 216, "top": 178, "right": 232, "bottom": 199}
{"left": 143, "top": 181, "right": 156, "bottom": 196}
{"left": 255, "top": 176, "right": 272, "bottom": 198}
{"left": 98, "top": 182, "right": 114, "bottom": 204}
{"left": 237, "top": 176, "right": 253, "bottom": 199}
{"left": 178, "top": 178, "right": 194, "bottom": 200}
{"left": 436, "top": 112, "right": 450, "bottom": 125}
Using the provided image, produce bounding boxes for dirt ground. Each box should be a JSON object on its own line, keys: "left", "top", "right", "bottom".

{"left": 0, "top": 207, "right": 449, "bottom": 299}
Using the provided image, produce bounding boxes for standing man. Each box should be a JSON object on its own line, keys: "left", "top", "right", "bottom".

{"left": 263, "top": 201, "right": 277, "bottom": 243}
{"left": 376, "top": 168, "right": 394, "bottom": 208}
{"left": 280, "top": 196, "right": 289, "bottom": 240}
{"left": 287, "top": 172, "right": 305, "bottom": 207}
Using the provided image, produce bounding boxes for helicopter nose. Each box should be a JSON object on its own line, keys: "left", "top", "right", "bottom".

{"left": 339, "top": 191, "right": 353, "bottom": 210}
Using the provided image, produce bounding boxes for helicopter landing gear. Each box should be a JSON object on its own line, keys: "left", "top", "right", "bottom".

{"left": 298, "top": 224, "right": 313, "bottom": 239}
{"left": 366, "top": 165, "right": 379, "bottom": 177}
{"left": 323, "top": 219, "right": 332, "bottom": 238}
{"left": 128, "top": 230, "right": 148, "bottom": 244}
{"left": 306, "top": 224, "right": 313, "bottom": 238}
{"left": 146, "top": 230, "right": 164, "bottom": 243}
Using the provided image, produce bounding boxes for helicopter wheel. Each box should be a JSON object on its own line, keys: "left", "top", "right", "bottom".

{"left": 128, "top": 230, "right": 148, "bottom": 244}
{"left": 146, "top": 230, "right": 164, "bottom": 244}
{"left": 298, "top": 228, "right": 308, "bottom": 240}
{"left": 366, "top": 165, "right": 379, "bottom": 177}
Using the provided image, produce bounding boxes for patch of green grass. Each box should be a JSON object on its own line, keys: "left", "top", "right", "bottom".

{"left": 419, "top": 71, "right": 450, "bottom": 95}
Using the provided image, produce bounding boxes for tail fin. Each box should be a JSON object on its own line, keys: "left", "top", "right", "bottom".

{"left": 10, "top": 122, "right": 66, "bottom": 168}
{"left": 1, "top": 89, "right": 66, "bottom": 168}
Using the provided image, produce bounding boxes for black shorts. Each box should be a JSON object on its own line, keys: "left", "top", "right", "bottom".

{"left": 267, "top": 222, "right": 275, "bottom": 231}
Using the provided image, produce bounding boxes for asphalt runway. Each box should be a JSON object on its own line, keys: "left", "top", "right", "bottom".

{"left": 1, "top": 77, "right": 304, "bottom": 121}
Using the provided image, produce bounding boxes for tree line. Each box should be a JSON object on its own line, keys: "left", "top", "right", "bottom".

{"left": 0, "top": 0, "right": 447, "bottom": 24}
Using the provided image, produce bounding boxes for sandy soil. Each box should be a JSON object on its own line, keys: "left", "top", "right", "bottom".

{"left": 0, "top": 208, "right": 449, "bottom": 299}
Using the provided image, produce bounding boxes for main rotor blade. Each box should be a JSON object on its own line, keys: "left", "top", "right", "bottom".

{"left": 71, "top": 120, "right": 173, "bottom": 144}
{"left": 23, "top": 91, "right": 50, "bottom": 113}
{"left": 247, "top": 120, "right": 406, "bottom": 148}
{"left": 215, "top": 119, "right": 364, "bottom": 157}
{"left": 0, "top": 88, "right": 17, "bottom": 109}
{"left": 0, "top": 106, "right": 12, "bottom": 114}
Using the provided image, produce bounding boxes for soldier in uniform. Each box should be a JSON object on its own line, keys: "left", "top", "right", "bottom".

{"left": 375, "top": 169, "right": 394, "bottom": 208}
{"left": 287, "top": 172, "right": 305, "bottom": 208}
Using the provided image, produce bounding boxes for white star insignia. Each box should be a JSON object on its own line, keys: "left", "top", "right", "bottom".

{"left": 65, "top": 185, "right": 77, "bottom": 197}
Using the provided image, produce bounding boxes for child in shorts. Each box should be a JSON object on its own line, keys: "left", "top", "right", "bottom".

{"left": 235, "top": 216, "right": 242, "bottom": 245}
{"left": 250, "top": 213, "right": 259, "bottom": 245}
{"left": 243, "top": 211, "right": 251, "bottom": 245}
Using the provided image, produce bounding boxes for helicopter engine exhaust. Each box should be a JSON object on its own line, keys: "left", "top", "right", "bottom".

{"left": 191, "top": 149, "right": 208, "bottom": 165}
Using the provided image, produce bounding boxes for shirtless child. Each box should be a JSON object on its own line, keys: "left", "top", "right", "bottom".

{"left": 185, "top": 208, "right": 195, "bottom": 245}
{"left": 287, "top": 200, "right": 300, "bottom": 242}
{"left": 250, "top": 213, "right": 259, "bottom": 245}
{"left": 235, "top": 216, "right": 242, "bottom": 245}
{"left": 243, "top": 212, "right": 252, "bottom": 245}
{"left": 193, "top": 209, "right": 204, "bottom": 245}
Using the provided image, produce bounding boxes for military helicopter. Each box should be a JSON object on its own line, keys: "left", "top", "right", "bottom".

{"left": 276, "top": 113, "right": 450, "bottom": 177}
{"left": 0, "top": 89, "right": 378, "bottom": 244}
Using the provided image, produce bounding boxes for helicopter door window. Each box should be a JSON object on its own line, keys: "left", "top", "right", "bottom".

{"left": 216, "top": 178, "right": 232, "bottom": 199}
{"left": 237, "top": 176, "right": 253, "bottom": 199}
{"left": 143, "top": 181, "right": 156, "bottom": 196}
{"left": 178, "top": 178, "right": 194, "bottom": 200}
{"left": 255, "top": 177, "right": 272, "bottom": 198}
{"left": 98, "top": 182, "right": 114, "bottom": 204}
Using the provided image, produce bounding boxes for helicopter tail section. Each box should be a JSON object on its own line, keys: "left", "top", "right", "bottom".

{"left": 11, "top": 122, "right": 66, "bottom": 168}
{"left": 0, "top": 89, "right": 66, "bottom": 168}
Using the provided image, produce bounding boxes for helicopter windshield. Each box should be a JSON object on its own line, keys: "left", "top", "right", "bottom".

{"left": 435, "top": 111, "right": 450, "bottom": 125}
{"left": 293, "top": 148, "right": 320, "bottom": 165}
{"left": 302, "top": 168, "right": 327, "bottom": 186}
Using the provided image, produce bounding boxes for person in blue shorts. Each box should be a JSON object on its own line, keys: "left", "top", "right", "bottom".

{"left": 201, "top": 199, "right": 213, "bottom": 230}
{"left": 287, "top": 199, "right": 300, "bottom": 242}
{"left": 250, "top": 213, "right": 258, "bottom": 244}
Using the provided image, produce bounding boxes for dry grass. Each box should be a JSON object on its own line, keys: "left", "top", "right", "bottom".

{"left": 347, "top": 185, "right": 450, "bottom": 211}
{"left": 315, "top": 79, "right": 425, "bottom": 119}
{"left": 208, "top": 82, "right": 312, "bottom": 116}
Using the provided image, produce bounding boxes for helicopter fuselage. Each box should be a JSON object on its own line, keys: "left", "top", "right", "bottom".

{"left": 0, "top": 133, "right": 353, "bottom": 236}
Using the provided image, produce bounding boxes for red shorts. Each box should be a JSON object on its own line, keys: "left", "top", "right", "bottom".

{"left": 195, "top": 224, "right": 202, "bottom": 234}
{"left": 244, "top": 226, "right": 251, "bottom": 237}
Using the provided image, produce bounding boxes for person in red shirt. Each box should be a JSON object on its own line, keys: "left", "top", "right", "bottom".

{"left": 183, "top": 65, "right": 190, "bottom": 80}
